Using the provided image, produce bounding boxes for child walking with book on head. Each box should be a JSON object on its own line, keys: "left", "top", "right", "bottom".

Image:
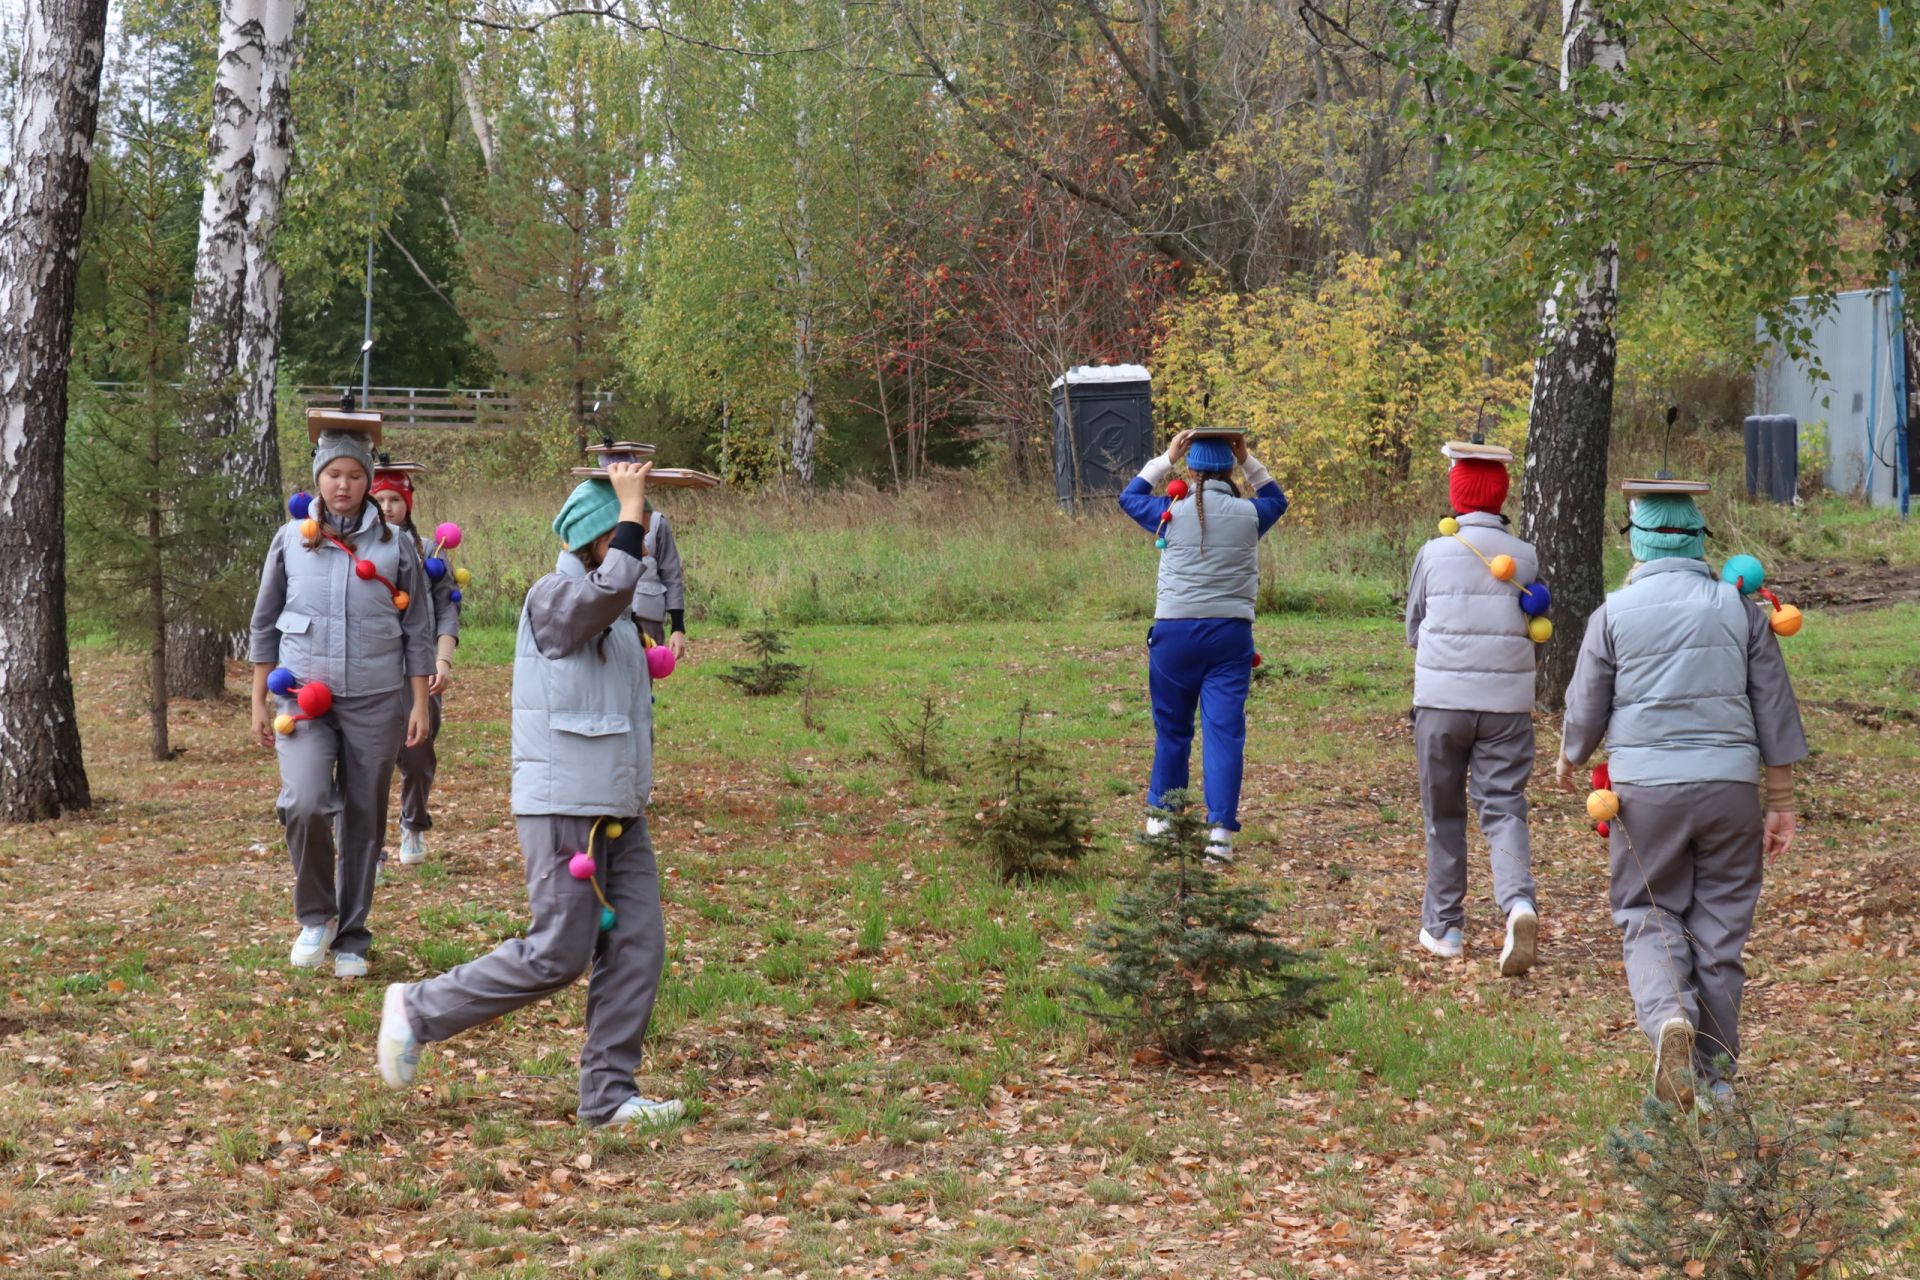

{"left": 249, "top": 417, "right": 434, "bottom": 979}
{"left": 377, "top": 460, "right": 682, "bottom": 1129}
{"left": 371, "top": 458, "right": 460, "bottom": 866}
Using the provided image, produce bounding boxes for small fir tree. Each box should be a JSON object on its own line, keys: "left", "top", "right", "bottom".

{"left": 1079, "top": 792, "right": 1328, "bottom": 1062}
{"left": 880, "top": 692, "right": 950, "bottom": 781}
{"left": 951, "top": 702, "right": 1091, "bottom": 881}
{"left": 66, "top": 96, "right": 231, "bottom": 761}
{"left": 718, "top": 626, "right": 805, "bottom": 696}
{"left": 1606, "top": 1080, "right": 1903, "bottom": 1280}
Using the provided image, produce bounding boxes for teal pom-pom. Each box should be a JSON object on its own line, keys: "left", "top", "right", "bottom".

{"left": 1721, "top": 554, "right": 1765, "bottom": 594}
{"left": 1154, "top": 537, "right": 1168, "bottom": 550}
{"left": 599, "top": 906, "right": 617, "bottom": 932}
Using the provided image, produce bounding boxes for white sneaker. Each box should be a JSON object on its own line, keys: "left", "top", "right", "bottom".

{"left": 1145, "top": 816, "right": 1170, "bottom": 838}
{"left": 333, "top": 952, "right": 369, "bottom": 980}
{"left": 1499, "top": 902, "right": 1538, "bottom": 978}
{"left": 376, "top": 983, "right": 420, "bottom": 1088}
{"left": 1204, "top": 827, "right": 1234, "bottom": 864}
{"left": 602, "top": 1096, "right": 686, "bottom": 1129}
{"left": 1652, "top": 1016, "right": 1697, "bottom": 1108}
{"left": 398, "top": 829, "right": 427, "bottom": 865}
{"left": 289, "top": 919, "right": 338, "bottom": 968}
{"left": 1418, "top": 926, "right": 1464, "bottom": 959}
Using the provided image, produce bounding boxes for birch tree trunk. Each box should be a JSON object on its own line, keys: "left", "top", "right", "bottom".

{"left": 787, "top": 104, "right": 820, "bottom": 493}
{"left": 170, "top": 0, "right": 305, "bottom": 698}
{"left": 0, "top": 0, "right": 109, "bottom": 820}
{"left": 1519, "top": 0, "right": 1624, "bottom": 711}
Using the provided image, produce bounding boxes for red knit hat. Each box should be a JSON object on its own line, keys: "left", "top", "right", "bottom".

{"left": 371, "top": 471, "right": 414, "bottom": 515}
{"left": 1449, "top": 458, "right": 1509, "bottom": 514}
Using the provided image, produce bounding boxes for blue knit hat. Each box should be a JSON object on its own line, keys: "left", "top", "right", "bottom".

{"left": 1628, "top": 494, "right": 1707, "bottom": 562}
{"left": 1188, "top": 438, "right": 1235, "bottom": 472}
{"left": 553, "top": 478, "right": 621, "bottom": 550}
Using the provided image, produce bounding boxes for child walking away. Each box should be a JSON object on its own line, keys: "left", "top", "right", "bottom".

{"left": 1118, "top": 427, "right": 1287, "bottom": 863}
{"left": 1557, "top": 477, "right": 1808, "bottom": 1110}
{"left": 1404, "top": 441, "right": 1549, "bottom": 975}
{"left": 377, "top": 460, "right": 683, "bottom": 1129}
{"left": 249, "top": 407, "right": 434, "bottom": 978}
{"left": 371, "top": 458, "right": 461, "bottom": 866}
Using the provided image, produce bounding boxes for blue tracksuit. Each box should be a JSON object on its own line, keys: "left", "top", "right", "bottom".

{"left": 1119, "top": 466, "right": 1286, "bottom": 830}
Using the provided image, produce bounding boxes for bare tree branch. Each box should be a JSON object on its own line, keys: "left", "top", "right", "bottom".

{"left": 457, "top": 2, "right": 827, "bottom": 58}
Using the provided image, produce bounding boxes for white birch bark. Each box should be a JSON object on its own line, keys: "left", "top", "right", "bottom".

{"left": 0, "top": 0, "right": 109, "bottom": 819}
{"left": 787, "top": 99, "right": 820, "bottom": 492}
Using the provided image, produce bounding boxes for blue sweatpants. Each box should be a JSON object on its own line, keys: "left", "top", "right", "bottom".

{"left": 1146, "top": 618, "right": 1254, "bottom": 831}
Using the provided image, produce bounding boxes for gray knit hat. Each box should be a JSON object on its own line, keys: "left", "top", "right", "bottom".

{"left": 312, "top": 430, "right": 375, "bottom": 481}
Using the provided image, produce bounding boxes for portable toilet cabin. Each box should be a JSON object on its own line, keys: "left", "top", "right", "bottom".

{"left": 1051, "top": 364, "right": 1153, "bottom": 510}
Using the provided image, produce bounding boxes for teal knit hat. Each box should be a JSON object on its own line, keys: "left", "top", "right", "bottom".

{"left": 1628, "top": 493, "right": 1707, "bottom": 561}
{"left": 553, "top": 478, "right": 621, "bottom": 550}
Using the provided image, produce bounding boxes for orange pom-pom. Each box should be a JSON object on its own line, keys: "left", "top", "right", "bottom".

{"left": 1587, "top": 789, "right": 1620, "bottom": 822}
{"left": 1489, "top": 553, "right": 1517, "bottom": 582}
{"left": 299, "top": 517, "right": 319, "bottom": 540}
{"left": 1769, "top": 603, "right": 1802, "bottom": 636}
{"left": 392, "top": 590, "right": 410, "bottom": 612}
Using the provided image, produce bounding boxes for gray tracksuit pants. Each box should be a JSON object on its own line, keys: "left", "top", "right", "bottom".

{"left": 1608, "top": 780, "right": 1764, "bottom": 1084}
{"left": 403, "top": 813, "right": 666, "bottom": 1125}
{"left": 396, "top": 693, "right": 442, "bottom": 832}
{"left": 1414, "top": 707, "right": 1537, "bottom": 934}
{"left": 275, "top": 690, "right": 408, "bottom": 958}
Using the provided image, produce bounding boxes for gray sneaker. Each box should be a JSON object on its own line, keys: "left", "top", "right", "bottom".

{"left": 398, "top": 829, "right": 427, "bottom": 866}
{"left": 289, "top": 919, "right": 338, "bottom": 968}
{"left": 333, "top": 952, "right": 369, "bottom": 980}
{"left": 376, "top": 983, "right": 421, "bottom": 1088}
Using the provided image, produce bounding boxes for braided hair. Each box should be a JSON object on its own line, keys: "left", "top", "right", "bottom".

{"left": 1188, "top": 469, "right": 1241, "bottom": 550}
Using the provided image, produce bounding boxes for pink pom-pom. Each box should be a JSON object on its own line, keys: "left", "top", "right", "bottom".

{"left": 646, "top": 645, "right": 677, "bottom": 680}
{"left": 434, "top": 522, "right": 463, "bottom": 550}
{"left": 297, "top": 682, "right": 333, "bottom": 717}
{"left": 568, "top": 852, "right": 597, "bottom": 880}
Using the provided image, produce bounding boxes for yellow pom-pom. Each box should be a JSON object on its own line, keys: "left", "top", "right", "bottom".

{"left": 392, "top": 591, "right": 410, "bottom": 612}
{"left": 1528, "top": 616, "right": 1553, "bottom": 645}
{"left": 1770, "top": 603, "right": 1802, "bottom": 637}
{"left": 274, "top": 714, "right": 296, "bottom": 735}
{"left": 606, "top": 821, "right": 624, "bottom": 840}
{"left": 299, "top": 517, "right": 319, "bottom": 540}
{"left": 1437, "top": 517, "right": 1460, "bottom": 537}
{"left": 1489, "top": 553, "right": 1517, "bottom": 581}
{"left": 1587, "top": 789, "right": 1620, "bottom": 823}
{"left": 454, "top": 567, "right": 471, "bottom": 587}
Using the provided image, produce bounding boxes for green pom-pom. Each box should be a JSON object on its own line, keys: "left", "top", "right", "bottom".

{"left": 599, "top": 906, "right": 617, "bottom": 932}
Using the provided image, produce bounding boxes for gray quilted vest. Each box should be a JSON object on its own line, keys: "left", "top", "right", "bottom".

{"left": 272, "top": 505, "right": 410, "bottom": 697}
{"left": 1412, "top": 514, "right": 1538, "bottom": 714}
{"left": 510, "top": 552, "right": 654, "bottom": 817}
{"left": 1154, "top": 480, "right": 1259, "bottom": 621}
{"left": 1605, "top": 558, "right": 1759, "bottom": 785}
{"left": 632, "top": 515, "right": 670, "bottom": 624}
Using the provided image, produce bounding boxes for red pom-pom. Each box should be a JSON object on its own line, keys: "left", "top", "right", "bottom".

{"left": 297, "top": 682, "right": 333, "bottom": 717}
{"left": 1595, "top": 820, "right": 1610, "bottom": 838}
{"left": 1251, "top": 651, "right": 1263, "bottom": 668}
{"left": 1166, "top": 478, "right": 1190, "bottom": 500}
{"left": 1590, "top": 762, "right": 1610, "bottom": 791}
{"left": 354, "top": 559, "right": 377, "bottom": 580}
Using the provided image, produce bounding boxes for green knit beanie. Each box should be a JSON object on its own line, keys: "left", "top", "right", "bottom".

{"left": 1628, "top": 494, "right": 1706, "bottom": 562}
{"left": 552, "top": 478, "right": 621, "bottom": 550}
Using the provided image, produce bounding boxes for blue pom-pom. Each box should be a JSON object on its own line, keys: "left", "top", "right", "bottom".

{"left": 424, "top": 556, "right": 447, "bottom": 581}
{"left": 599, "top": 906, "right": 617, "bottom": 932}
{"left": 267, "top": 666, "right": 297, "bottom": 696}
{"left": 448, "top": 588, "right": 462, "bottom": 603}
{"left": 287, "top": 492, "right": 312, "bottom": 519}
{"left": 1519, "top": 581, "right": 1551, "bottom": 617}
{"left": 1721, "top": 554, "right": 1765, "bottom": 594}
{"left": 1154, "top": 538, "right": 1168, "bottom": 550}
